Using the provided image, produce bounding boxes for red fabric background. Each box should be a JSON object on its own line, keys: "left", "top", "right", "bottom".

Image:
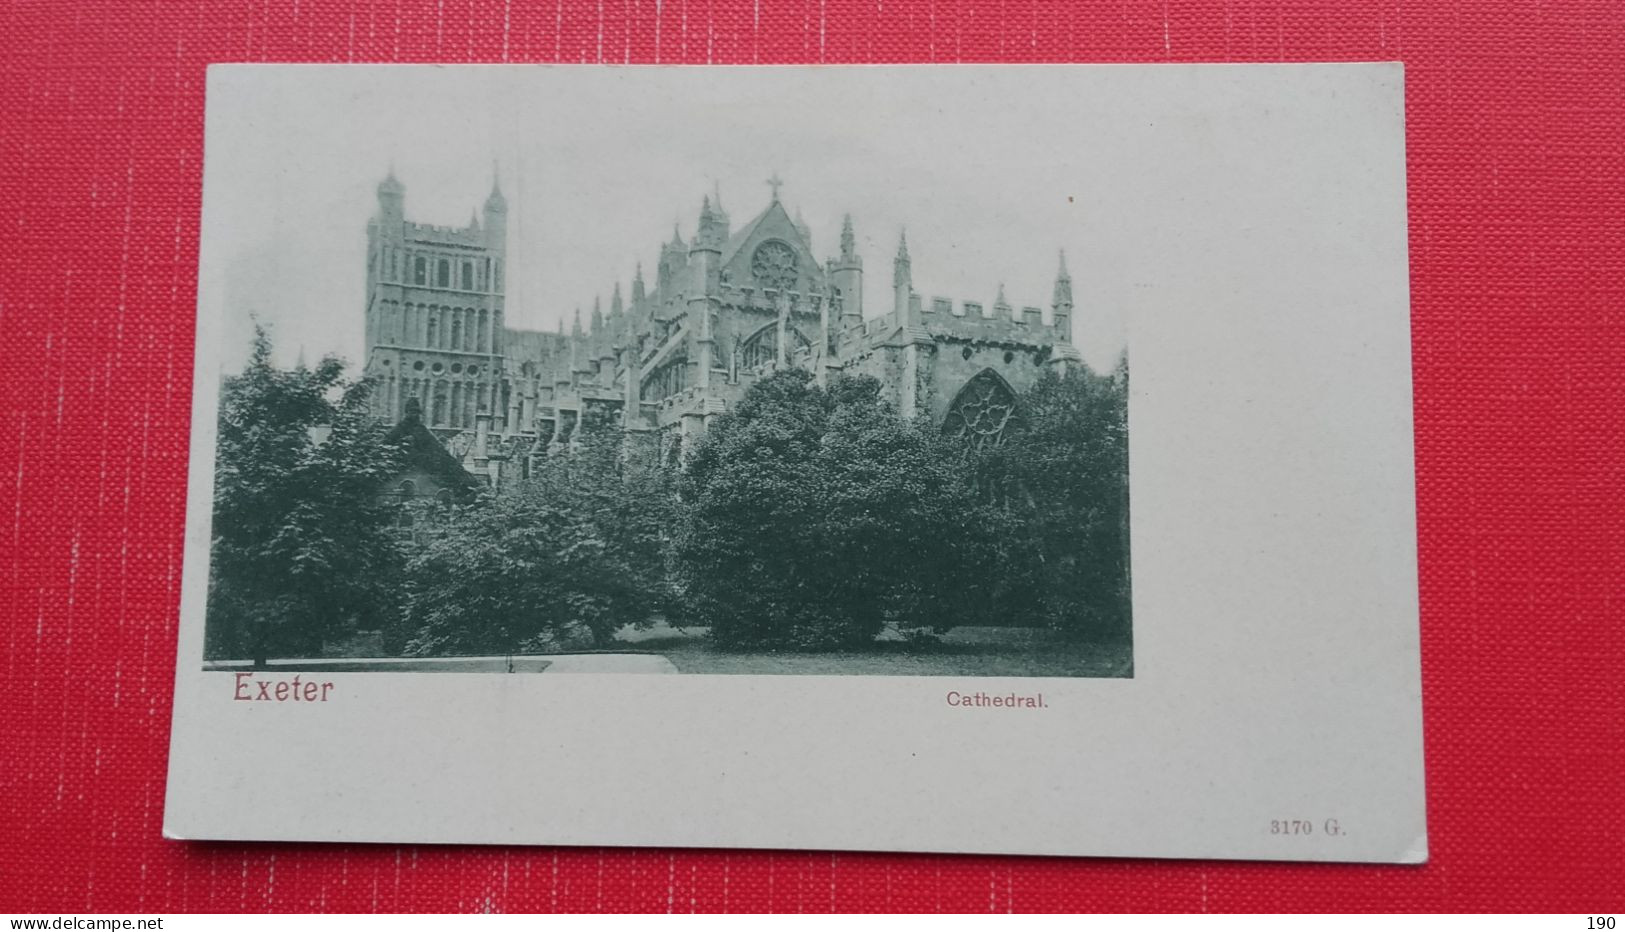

{"left": 2, "top": 0, "right": 1622, "bottom": 913}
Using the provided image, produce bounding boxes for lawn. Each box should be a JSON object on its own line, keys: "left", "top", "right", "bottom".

{"left": 629, "top": 634, "right": 1133, "bottom": 677}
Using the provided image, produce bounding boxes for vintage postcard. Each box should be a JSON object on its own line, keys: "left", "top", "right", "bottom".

{"left": 165, "top": 63, "right": 1425, "bottom": 861}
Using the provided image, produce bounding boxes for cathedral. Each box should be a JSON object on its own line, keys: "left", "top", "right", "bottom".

{"left": 361, "top": 169, "right": 1084, "bottom": 488}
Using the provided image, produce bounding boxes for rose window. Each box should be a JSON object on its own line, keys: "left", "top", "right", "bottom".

{"left": 751, "top": 241, "right": 798, "bottom": 292}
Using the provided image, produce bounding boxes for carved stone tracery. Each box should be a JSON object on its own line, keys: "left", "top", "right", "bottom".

{"left": 942, "top": 369, "right": 1018, "bottom": 449}
{"left": 751, "top": 240, "right": 798, "bottom": 292}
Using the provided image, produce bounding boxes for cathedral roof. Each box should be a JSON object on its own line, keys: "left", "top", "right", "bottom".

{"left": 721, "top": 199, "right": 810, "bottom": 267}
{"left": 383, "top": 401, "right": 482, "bottom": 490}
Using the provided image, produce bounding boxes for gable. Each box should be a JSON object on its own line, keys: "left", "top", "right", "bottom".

{"left": 382, "top": 412, "right": 482, "bottom": 490}
{"left": 721, "top": 201, "right": 820, "bottom": 293}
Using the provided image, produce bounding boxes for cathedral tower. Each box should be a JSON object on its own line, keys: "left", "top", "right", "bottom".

{"left": 1052, "top": 249, "right": 1074, "bottom": 341}
{"left": 362, "top": 167, "right": 511, "bottom": 434}
{"left": 893, "top": 230, "right": 914, "bottom": 328}
{"left": 377, "top": 168, "right": 405, "bottom": 226}
{"left": 688, "top": 196, "right": 723, "bottom": 390}
{"left": 483, "top": 169, "right": 507, "bottom": 253}
{"left": 832, "top": 214, "right": 864, "bottom": 324}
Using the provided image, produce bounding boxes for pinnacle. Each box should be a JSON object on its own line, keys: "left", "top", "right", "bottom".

{"left": 378, "top": 164, "right": 404, "bottom": 194}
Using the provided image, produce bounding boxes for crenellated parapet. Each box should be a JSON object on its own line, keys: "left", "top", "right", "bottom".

{"left": 918, "top": 294, "right": 1070, "bottom": 348}
{"left": 401, "top": 220, "right": 489, "bottom": 248}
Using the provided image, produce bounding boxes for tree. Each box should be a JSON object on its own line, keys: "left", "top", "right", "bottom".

{"left": 399, "top": 409, "right": 677, "bottom": 656}
{"left": 206, "top": 327, "right": 405, "bottom": 664}
{"left": 676, "top": 370, "right": 980, "bottom": 650}
{"left": 969, "top": 357, "right": 1131, "bottom": 640}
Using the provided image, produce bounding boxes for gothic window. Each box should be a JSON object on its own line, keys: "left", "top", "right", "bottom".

{"left": 461, "top": 261, "right": 474, "bottom": 290}
{"left": 644, "top": 354, "right": 689, "bottom": 400}
{"left": 739, "top": 322, "right": 812, "bottom": 369}
{"left": 426, "top": 312, "right": 438, "bottom": 348}
{"left": 477, "top": 309, "right": 489, "bottom": 352}
{"left": 494, "top": 260, "right": 504, "bottom": 292}
{"left": 413, "top": 256, "right": 427, "bottom": 285}
{"left": 942, "top": 369, "right": 1019, "bottom": 450}
{"left": 436, "top": 259, "right": 451, "bottom": 288}
{"left": 751, "top": 240, "right": 798, "bottom": 292}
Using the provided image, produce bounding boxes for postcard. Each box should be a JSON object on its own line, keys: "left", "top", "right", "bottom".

{"left": 165, "top": 63, "right": 1425, "bottom": 862}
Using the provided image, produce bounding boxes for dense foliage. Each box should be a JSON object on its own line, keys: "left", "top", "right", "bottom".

{"left": 970, "top": 357, "right": 1131, "bottom": 640}
{"left": 675, "top": 371, "right": 982, "bottom": 649}
{"left": 206, "top": 328, "right": 405, "bottom": 663}
{"left": 399, "top": 415, "right": 676, "bottom": 656}
{"left": 206, "top": 331, "right": 1130, "bottom": 660}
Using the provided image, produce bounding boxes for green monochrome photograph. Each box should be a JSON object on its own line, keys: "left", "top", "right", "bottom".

{"left": 196, "top": 70, "right": 1131, "bottom": 680}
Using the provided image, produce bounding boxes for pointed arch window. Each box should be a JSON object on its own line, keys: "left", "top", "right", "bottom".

{"left": 643, "top": 352, "right": 690, "bottom": 400}
{"left": 942, "top": 369, "right": 1019, "bottom": 450}
{"left": 740, "top": 322, "right": 812, "bottom": 370}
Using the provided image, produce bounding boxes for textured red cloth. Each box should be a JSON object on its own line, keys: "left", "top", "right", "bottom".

{"left": 2, "top": 0, "right": 1622, "bottom": 913}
